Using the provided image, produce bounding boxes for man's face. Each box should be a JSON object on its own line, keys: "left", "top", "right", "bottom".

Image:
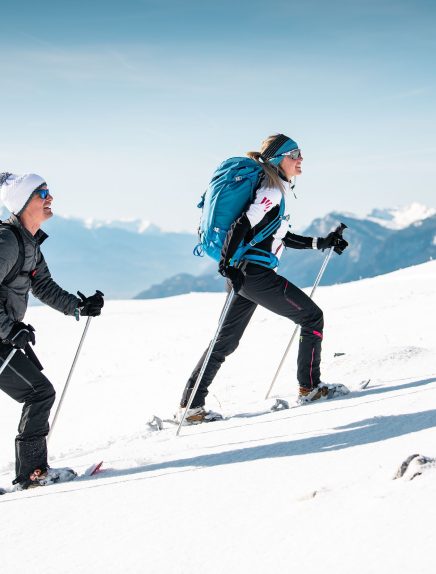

{"left": 23, "top": 185, "right": 53, "bottom": 223}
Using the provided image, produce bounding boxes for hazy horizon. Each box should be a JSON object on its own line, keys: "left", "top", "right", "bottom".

{"left": 1, "top": 0, "right": 435, "bottom": 232}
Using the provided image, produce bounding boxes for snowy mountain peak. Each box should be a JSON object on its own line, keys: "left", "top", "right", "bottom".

{"left": 367, "top": 203, "right": 436, "bottom": 230}
{"left": 82, "top": 218, "right": 161, "bottom": 234}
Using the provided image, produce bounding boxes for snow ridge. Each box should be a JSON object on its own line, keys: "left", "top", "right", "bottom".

{"left": 367, "top": 202, "right": 436, "bottom": 229}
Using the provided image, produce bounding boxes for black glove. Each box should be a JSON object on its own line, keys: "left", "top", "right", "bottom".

{"left": 77, "top": 290, "right": 105, "bottom": 317}
{"left": 218, "top": 265, "right": 245, "bottom": 293}
{"left": 317, "top": 232, "right": 349, "bottom": 255}
{"left": 5, "top": 322, "right": 36, "bottom": 349}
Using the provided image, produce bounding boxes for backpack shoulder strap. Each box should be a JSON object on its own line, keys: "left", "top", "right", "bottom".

{"left": 229, "top": 196, "right": 287, "bottom": 269}
{"left": 0, "top": 221, "right": 26, "bottom": 285}
{"left": 248, "top": 195, "right": 286, "bottom": 248}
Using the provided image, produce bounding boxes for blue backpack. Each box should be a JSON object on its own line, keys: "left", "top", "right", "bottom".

{"left": 193, "top": 157, "right": 285, "bottom": 269}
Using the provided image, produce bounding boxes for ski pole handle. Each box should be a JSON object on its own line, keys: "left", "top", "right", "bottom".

{"left": 334, "top": 222, "right": 347, "bottom": 236}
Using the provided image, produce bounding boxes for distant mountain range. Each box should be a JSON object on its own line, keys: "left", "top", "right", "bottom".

{"left": 1, "top": 203, "right": 435, "bottom": 300}
{"left": 135, "top": 203, "right": 436, "bottom": 299}
{"left": 0, "top": 208, "right": 212, "bottom": 299}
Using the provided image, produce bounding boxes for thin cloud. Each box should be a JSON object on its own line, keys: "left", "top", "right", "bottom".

{"left": 380, "top": 88, "right": 432, "bottom": 101}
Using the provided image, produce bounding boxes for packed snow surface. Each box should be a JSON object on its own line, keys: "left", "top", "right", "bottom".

{"left": 1, "top": 261, "right": 436, "bottom": 573}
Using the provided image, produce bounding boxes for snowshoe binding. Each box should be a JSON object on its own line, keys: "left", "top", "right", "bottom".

{"left": 298, "top": 382, "right": 350, "bottom": 404}
{"left": 15, "top": 466, "right": 77, "bottom": 490}
{"left": 176, "top": 406, "right": 223, "bottom": 425}
{"left": 393, "top": 454, "right": 436, "bottom": 481}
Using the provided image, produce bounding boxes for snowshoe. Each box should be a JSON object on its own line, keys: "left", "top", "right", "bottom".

{"left": 298, "top": 382, "right": 350, "bottom": 404}
{"left": 176, "top": 406, "right": 223, "bottom": 425}
{"left": 16, "top": 466, "right": 77, "bottom": 490}
{"left": 393, "top": 454, "right": 436, "bottom": 481}
{"left": 270, "top": 399, "right": 289, "bottom": 411}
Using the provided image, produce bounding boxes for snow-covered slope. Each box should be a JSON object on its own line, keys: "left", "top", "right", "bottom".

{"left": 1, "top": 262, "right": 436, "bottom": 573}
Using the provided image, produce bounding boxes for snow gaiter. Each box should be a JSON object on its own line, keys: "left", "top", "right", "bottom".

{"left": 14, "top": 436, "right": 48, "bottom": 485}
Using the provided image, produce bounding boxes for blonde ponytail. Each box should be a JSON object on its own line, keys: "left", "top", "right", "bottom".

{"left": 246, "top": 135, "right": 286, "bottom": 194}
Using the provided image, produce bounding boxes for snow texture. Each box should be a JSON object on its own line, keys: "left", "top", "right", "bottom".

{"left": 1, "top": 261, "right": 436, "bottom": 573}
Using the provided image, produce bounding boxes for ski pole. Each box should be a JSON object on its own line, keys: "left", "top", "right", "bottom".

{"left": 177, "top": 288, "right": 236, "bottom": 435}
{"left": 48, "top": 316, "right": 93, "bottom": 443}
{"left": 265, "top": 223, "right": 347, "bottom": 400}
{"left": 0, "top": 348, "right": 18, "bottom": 376}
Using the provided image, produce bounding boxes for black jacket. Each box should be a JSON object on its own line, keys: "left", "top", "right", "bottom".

{"left": 0, "top": 215, "right": 79, "bottom": 339}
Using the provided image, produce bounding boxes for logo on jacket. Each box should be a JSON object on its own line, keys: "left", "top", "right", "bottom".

{"left": 260, "top": 197, "right": 273, "bottom": 211}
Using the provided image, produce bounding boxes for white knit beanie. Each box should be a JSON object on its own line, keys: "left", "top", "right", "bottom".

{"left": 0, "top": 172, "right": 46, "bottom": 215}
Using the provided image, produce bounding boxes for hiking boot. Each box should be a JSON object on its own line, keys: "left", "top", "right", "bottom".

{"left": 176, "top": 406, "right": 223, "bottom": 425}
{"left": 298, "top": 383, "right": 350, "bottom": 403}
{"left": 16, "top": 466, "right": 77, "bottom": 490}
{"left": 298, "top": 384, "right": 329, "bottom": 403}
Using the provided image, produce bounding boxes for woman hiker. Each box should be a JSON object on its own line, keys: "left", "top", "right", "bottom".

{"left": 177, "top": 133, "right": 349, "bottom": 424}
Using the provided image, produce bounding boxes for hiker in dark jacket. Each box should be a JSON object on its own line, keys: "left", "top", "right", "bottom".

{"left": 177, "top": 134, "right": 349, "bottom": 424}
{"left": 0, "top": 172, "right": 104, "bottom": 490}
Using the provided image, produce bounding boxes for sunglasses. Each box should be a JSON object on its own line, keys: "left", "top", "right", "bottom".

{"left": 35, "top": 188, "right": 49, "bottom": 199}
{"left": 281, "top": 149, "right": 302, "bottom": 160}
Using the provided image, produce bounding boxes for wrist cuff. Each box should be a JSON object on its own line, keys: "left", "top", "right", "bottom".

{"left": 312, "top": 237, "right": 318, "bottom": 250}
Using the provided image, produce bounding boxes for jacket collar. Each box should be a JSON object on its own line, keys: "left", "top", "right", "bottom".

{"left": 278, "top": 170, "right": 291, "bottom": 183}
{"left": 6, "top": 214, "right": 49, "bottom": 245}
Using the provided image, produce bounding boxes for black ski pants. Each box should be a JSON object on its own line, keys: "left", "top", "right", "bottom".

{"left": 0, "top": 344, "right": 55, "bottom": 482}
{"left": 181, "top": 264, "right": 324, "bottom": 408}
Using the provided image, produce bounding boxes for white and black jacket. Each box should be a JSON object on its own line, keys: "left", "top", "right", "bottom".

{"left": 221, "top": 179, "right": 315, "bottom": 267}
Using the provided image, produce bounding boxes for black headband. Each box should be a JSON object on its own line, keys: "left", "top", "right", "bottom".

{"left": 260, "top": 134, "right": 290, "bottom": 160}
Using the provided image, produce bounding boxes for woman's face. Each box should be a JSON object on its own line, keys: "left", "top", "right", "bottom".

{"left": 280, "top": 151, "right": 303, "bottom": 179}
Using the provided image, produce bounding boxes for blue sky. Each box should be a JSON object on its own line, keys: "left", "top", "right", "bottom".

{"left": 1, "top": 0, "right": 435, "bottom": 231}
